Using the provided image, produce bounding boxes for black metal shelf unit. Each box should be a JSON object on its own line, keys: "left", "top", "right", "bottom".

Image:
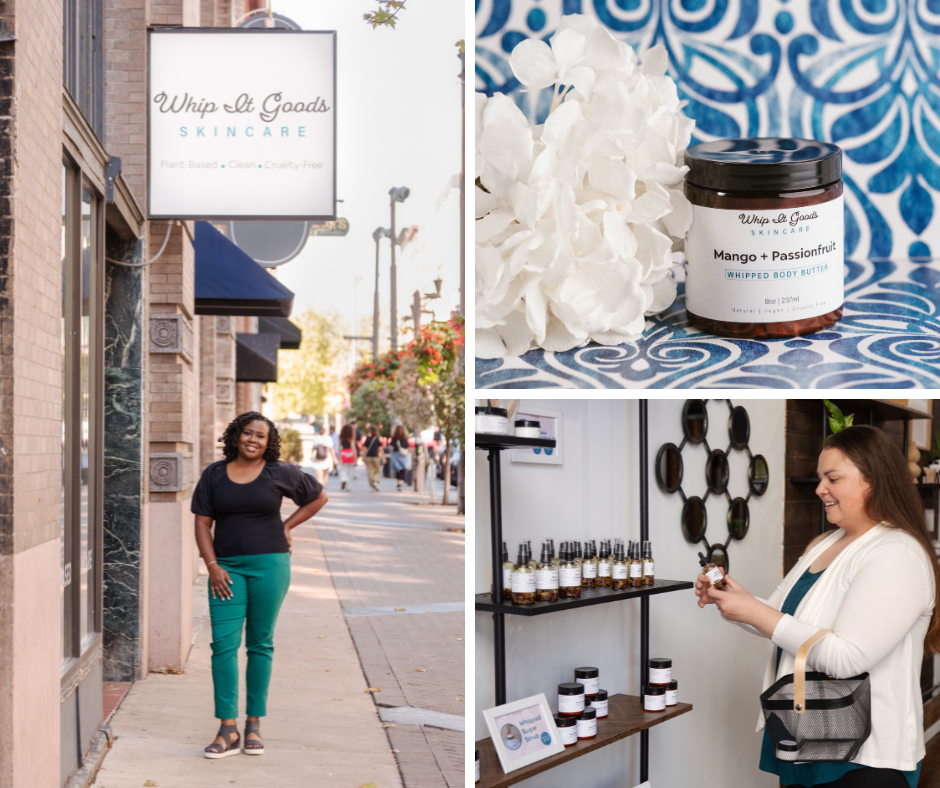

{"left": 475, "top": 401, "right": 693, "bottom": 784}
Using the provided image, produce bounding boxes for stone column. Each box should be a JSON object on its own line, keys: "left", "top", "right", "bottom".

{"left": 215, "top": 316, "right": 236, "bottom": 444}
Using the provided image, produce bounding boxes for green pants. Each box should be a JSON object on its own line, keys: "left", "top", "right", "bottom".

{"left": 208, "top": 552, "right": 291, "bottom": 719}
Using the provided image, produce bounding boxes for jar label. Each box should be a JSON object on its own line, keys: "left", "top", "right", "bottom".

{"left": 503, "top": 568, "right": 510, "bottom": 588}
{"left": 511, "top": 572, "right": 536, "bottom": 592}
{"left": 558, "top": 693, "right": 585, "bottom": 714}
{"left": 558, "top": 725, "right": 578, "bottom": 745}
{"left": 582, "top": 562, "right": 597, "bottom": 579}
{"left": 612, "top": 565, "right": 628, "bottom": 580}
{"left": 559, "top": 566, "right": 582, "bottom": 587}
{"left": 644, "top": 693, "right": 666, "bottom": 711}
{"left": 706, "top": 566, "right": 723, "bottom": 585}
{"left": 644, "top": 560, "right": 654, "bottom": 576}
{"left": 576, "top": 676, "right": 600, "bottom": 695}
{"left": 650, "top": 666, "right": 672, "bottom": 684}
{"left": 535, "top": 568, "right": 559, "bottom": 590}
{"left": 576, "top": 717, "right": 597, "bottom": 737}
{"left": 630, "top": 563, "right": 642, "bottom": 578}
{"left": 592, "top": 698, "right": 609, "bottom": 716}
{"left": 598, "top": 561, "right": 611, "bottom": 577}
{"left": 685, "top": 195, "right": 844, "bottom": 323}
{"left": 665, "top": 689, "right": 678, "bottom": 705}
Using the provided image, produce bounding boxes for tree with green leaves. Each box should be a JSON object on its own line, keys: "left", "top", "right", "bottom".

{"left": 347, "top": 381, "right": 393, "bottom": 438}
{"left": 363, "top": 0, "right": 407, "bottom": 28}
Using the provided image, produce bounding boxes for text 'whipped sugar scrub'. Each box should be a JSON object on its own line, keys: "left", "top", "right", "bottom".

{"left": 684, "top": 138, "right": 844, "bottom": 339}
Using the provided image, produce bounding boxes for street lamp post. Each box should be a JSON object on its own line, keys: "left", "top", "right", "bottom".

{"left": 371, "top": 227, "right": 391, "bottom": 360}
{"left": 389, "top": 186, "right": 410, "bottom": 352}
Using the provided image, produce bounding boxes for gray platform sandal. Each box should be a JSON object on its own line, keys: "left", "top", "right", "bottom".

{"left": 243, "top": 719, "right": 264, "bottom": 755}
{"left": 204, "top": 722, "right": 241, "bottom": 759}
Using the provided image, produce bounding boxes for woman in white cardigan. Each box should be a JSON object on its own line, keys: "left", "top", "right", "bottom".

{"left": 696, "top": 425, "right": 939, "bottom": 788}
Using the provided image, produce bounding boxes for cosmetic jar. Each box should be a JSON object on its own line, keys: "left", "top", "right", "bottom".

{"left": 558, "top": 682, "right": 585, "bottom": 716}
{"left": 643, "top": 685, "right": 666, "bottom": 712}
{"left": 514, "top": 419, "right": 541, "bottom": 438}
{"left": 574, "top": 667, "right": 600, "bottom": 698}
{"left": 665, "top": 680, "right": 678, "bottom": 706}
{"left": 649, "top": 657, "right": 672, "bottom": 686}
{"left": 576, "top": 708, "right": 597, "bottom": 739}
{"left": 776, "top": 740, "right": 799, "bottom": 762}
{"left": 475, "top": 748, "right": 480, "bottom": 781}
{"left": 591, "top": 689, "right": 609, "bottom": 718}
{"left": 684, "top": 138, "right": 844, "bottom": 339}
{"left": 475, "top": 406, "right": 510, "bottom": 435}
{"left": 554, "top": 715, "right": 578, "bottom": 746}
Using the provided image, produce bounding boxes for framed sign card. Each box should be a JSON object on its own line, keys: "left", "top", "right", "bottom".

{"left": 483, "top": 693, "right": 565, "bottom": 774}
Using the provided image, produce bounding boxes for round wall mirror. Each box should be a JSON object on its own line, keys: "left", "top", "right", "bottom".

{"left": 729, "top": 406, "right": 750, "bottom": 449}
{"left": 682, "top": 399, "right": 708, "bottom": 444}
{"left": 682, "top": 496, "right": 707, "bottom": 543}
{"left": 707, "top": 543, "right": 729, "bottom": 573}
{"left": 749, "top": 454, "right": 769, "bottom": 496}
{"left": 655, "top": 444, "right": 683, "bottom": 493}
{"left": 727, "top": 497, "right": 749, "bottom": 540}
{"left": 705, "top": 449, "right": 730, "bottom": 494}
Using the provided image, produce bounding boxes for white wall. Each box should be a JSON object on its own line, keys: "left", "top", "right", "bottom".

{"left": 475, "top": 398, "right": 786, "bottom": 788}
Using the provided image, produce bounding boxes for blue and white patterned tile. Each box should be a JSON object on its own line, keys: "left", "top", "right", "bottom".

{"left": 475, "top": 0, "right": 940, "bottom": 388}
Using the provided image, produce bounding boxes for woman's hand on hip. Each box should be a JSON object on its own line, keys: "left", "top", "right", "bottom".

{"left": 208, "top": 565, "right": 234, "bottom": 600}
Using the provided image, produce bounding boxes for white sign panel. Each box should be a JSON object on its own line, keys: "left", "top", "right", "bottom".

{"left": 148, "top": 29, "right": 336, "bottom": 220}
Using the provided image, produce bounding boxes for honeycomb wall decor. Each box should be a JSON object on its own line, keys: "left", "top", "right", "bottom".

{"left": 654, "top": 400, "right": 769, "bottom": 574}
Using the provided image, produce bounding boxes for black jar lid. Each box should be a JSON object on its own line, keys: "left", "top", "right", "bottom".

{"left": 554, "top": 715, "right": 577, "bottom": 727}
{"left": 515, "top": 419, "right": 540, "bottom": 427}
{"left": 579, "top": 708, "right": 597, "bottom": 720}
{"left": 777, "top": 740, "right": 798, "bottom": 752}
{"left": 649, "top": 657, "right": 672, "bottom": 668}
{"left": 685, "top": 138, "right": 842, "bottom": 193}
{"left": 558, "top": 682, "right": 585, "bottom": 695}
{"left": 644, "top": 684, "right": 665, "bottom": 695}
{"left": 594, "top": 689, "right": 608, "bottom": 701}
{"left": 667, "top": 680, "right": 678, "bottom": 690}
{"left": 476, "top": 406, "right": 508, "bottom": 417}
{"left": 574, "top": 666, "right": 599, "bottom": 679}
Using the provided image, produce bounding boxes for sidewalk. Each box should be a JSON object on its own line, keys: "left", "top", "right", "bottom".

{"left": 94, "top": 465, "right": 464, "bottom": 788}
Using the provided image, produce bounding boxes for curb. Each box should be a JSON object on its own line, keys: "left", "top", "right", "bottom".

{"left": 64, "top": 723, "right": 114, "bottom": 788}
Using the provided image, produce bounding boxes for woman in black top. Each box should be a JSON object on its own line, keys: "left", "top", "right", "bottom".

{"left": 193, "top": 411, "right": 328, "bottom": 758}
{"left": 389, "top": 424, "right": 411, "bottom": 492}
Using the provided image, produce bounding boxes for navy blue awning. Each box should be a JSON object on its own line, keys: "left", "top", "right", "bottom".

{"left": 236, "top": 333, "right": 280, "bottom": 383}
{"left": 258, "top": 317, "right": 302, "bottom": 350}
{"left": 194, "top": 221, "right": 295, "bottom": 318}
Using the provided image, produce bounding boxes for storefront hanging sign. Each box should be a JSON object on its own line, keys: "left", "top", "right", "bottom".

{"left": 148, "top": 29, "right": 336, "bottom": 220}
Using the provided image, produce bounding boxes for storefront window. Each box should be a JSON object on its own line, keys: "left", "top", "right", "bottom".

{"left": 61, "top": 162, "right": 72, "bottom": 667}
{"left": 79, "top": 188, "right": 94, "bottom": 644}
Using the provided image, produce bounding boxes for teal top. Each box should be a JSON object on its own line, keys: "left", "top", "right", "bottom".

{"left": 758, "top": 566, "right": 922, "bottom": 787}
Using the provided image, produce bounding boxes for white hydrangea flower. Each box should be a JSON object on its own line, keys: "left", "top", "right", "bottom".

{"left": 476, "top": 16, "right": 695, "bottom": 358}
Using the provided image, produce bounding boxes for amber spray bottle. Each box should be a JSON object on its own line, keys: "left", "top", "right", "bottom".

{"left": 559, "top": 541, "right": 582, "bottom": 598}
{"left": 611, "top": 540, "right": 629, "bottom": 590}
{"left": 536, "top": 541, "right": 559, "bottom": 602}
{"left": 698, "top": 552, "right": 727, "bottom": 590}
{"left": 511, "top": 542, "right": 536, "bottom": 604}
{"left": 641, "top": 540, "right": 655, "bottom": 586}
{"left": 501, "top": 541, "right": 513, "bottom": 600}
{"left": 582, "top": 539, "right": 598, "bottom": 588}
{"left": 629, "top": 541, "right": 643, "bottom": 588}
{"left": 596, "top": 539, "right": 612, "bottom": 588}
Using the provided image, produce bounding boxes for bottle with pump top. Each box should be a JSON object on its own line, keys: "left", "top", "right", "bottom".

{"left": 581, "top": 539, "right": 598, "bottom": 588}
{"left": 536, "top": 542, "right": 559, "bottom": 602}
{"left": 641, "top": 540, "right": 655, "bottom": 586}
{"left": 698, "top": 552, "right": 727, "bottom": 590}
{"left": 525, "top": 539, "right": 538, "bottom": 569}
{"left": 558, "top": 541, "right": 582, "bottom": 598}
{"left": 511, "top": 543, "right": 536, "bottom": 604}
{"left": 596, "top": 539, "right": 612, "bottom": 587}
{"left": 611, "top": 540, "right": 629, "bottom": 590}
{"left": 546, "top": 538, "right": 558, "bottom": 568}
{"left": 629, "top": 541, "right": 643, "bottom": 588}
{"left": 501, "top": 541, "right": 513, "bottom": 600}
{"left": 573, "top": 540, "right": 583, "bottom": 570}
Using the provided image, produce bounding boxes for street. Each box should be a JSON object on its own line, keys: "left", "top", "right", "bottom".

{"left": 95, "top": 466, "right": 464, "bottom": 788}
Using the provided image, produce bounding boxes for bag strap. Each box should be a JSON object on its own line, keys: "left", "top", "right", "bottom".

{"left": 793, "top": 628, "right": 833, "bottom": 714}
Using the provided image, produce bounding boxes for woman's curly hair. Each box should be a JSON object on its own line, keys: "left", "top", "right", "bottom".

{"left": 219, "top": 411, "right": 281, "bottom": 462}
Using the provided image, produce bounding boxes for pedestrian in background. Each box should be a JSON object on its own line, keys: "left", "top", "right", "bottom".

{"left": 351, "top": 419, "right": 364, "bottom": 480}
{"left": 338, "top": 423, "right": 357, "bottom": 491}
{"left": 193, "top": 411, "right": 329, "bottom": 758}
{"left": 329, "top": 426, "right": 339, "bottom": 476}
{"left": 390, "top": 424, "right": 411, "bottom": 493}
{"left": 310, "top": 425, "right": 335, "bottom": 487}
{"left": 363, "top": 426, "right": 384, "bottom": 492}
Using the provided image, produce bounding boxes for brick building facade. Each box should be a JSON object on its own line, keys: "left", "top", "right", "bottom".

{"left": 0, "top": 1, "right": 280, "bottom": 785}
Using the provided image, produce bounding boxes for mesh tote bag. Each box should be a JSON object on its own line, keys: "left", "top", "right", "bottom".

{"left": 760, "top": 629, "right": 872, "bottom": 763}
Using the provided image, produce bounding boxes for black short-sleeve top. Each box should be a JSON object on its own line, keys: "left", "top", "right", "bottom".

{"left": 191, "top": 460, "right": 324, "bottom": 557}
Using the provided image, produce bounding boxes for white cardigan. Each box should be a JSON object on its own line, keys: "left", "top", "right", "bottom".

{"left": 743, "top": 523, "right": 935, "bottom": 771}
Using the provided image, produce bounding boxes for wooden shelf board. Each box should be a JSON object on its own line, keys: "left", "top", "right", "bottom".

{"left": 826, "top": 399, "right": 932, "bottom": 423}
{"left": 476, "top": 694, "right": 693, "bottom": 788}
{"left": 475, "top": 579, "right": 693, "bottom": 616}
{"left": 475, "top": 434, "right": 557, "bottom": 451}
